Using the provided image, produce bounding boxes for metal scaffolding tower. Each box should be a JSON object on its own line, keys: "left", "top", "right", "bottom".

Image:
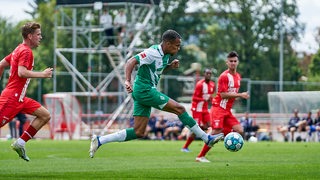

{"left": 53, "top": 0, "right": 161, "bottom": 135}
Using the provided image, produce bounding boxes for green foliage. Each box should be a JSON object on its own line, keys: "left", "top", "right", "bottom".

{"left": 0, "top": 18, "right": 21, "bottom": 56}
{"left": 310, "top": 50, "right": 320, "bottom": 76}
{"left": 203, "top": 0, "right": 303, "bottom": 80}
{"left": 0, "top": 140, "right": 319, "bottom": 179}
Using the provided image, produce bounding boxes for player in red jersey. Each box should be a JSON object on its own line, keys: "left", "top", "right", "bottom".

{"left": 0, "top": 22, "right": 53, "bottom": 161}
{"left": 195, "top": 51, "right": 250, "bottom": 162}
{"left": 181, "top": 68, "right": 215, "bottom": 152}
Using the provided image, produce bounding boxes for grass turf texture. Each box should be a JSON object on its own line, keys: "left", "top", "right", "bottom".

{"left": 0, "top": 139, "right": 319, "bottom": 179}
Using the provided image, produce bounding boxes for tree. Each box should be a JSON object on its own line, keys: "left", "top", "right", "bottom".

{"left": 0, "top": 18, "right": 21, "bottom": 56}
{"left": 310, "top": 28, "right": 320, "bottom": 78}
{"left": 202, "top": 0, "right": 303, "bottom": 81}
{"left": 0, "top": 18, "right": 21, "bottom": 90}
{"left": 197, "top": 0, "right": 304, "bottom": 111}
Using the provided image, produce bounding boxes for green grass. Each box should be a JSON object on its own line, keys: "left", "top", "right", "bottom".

{"left": 0, "top": 139, "right": 319, "bottom": 179}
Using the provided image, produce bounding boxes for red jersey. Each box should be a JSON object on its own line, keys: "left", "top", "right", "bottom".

{"left": 212, "top": 70, "right": 241, "bottom": 111}
{"left": 2, "top": 44, "right": 34, "bottom": 102}
{"left": 191, "top": 79, "right": 215, "bottom": 113}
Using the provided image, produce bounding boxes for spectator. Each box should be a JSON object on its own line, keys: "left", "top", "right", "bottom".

{"left": 278, "top": 109, "right": 304, "bottom": 142}
{"left": 307, "top": 110, "right": 320, "bottom": 141}
{"left": 301, "top": 111, "right": 313, "bottom": 140}
{"left": 143, "top": 114, "right": 157, "bottom": 139}
{"left": 129, "top": 116, "right": 134, "bottom": 127}
{"left": 177, "top": 127, "right": 191, "bottom": 140}
{"left": 9, "top": 113, "right": 27, "bottom": 139}
{"left": 240, "top": 112, "right": 259, "bottom": 140}
{"left": 114, "top": 8, "right": 127, "bottom": 48}
{"left": 314, "top": 109, "right": 320, "bottom": 124}
{"left": 315, "top": 110, "right": 320, "bottom": 141}
{"left": 9, "top": 120, "right": 17, "bottom": 139}
{"left": 16, "top": 113, "right": 27, "bottom": 137}
{"left": 163, "top": 119, "right": 184, "bottom": 140}
{"left": 155, "top": 115, "right": 167, "bottom": 140}
{"left": 99, "top": 9, "right": 115, "bottom": 46}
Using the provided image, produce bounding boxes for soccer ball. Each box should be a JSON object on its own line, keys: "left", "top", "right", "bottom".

{"left": 224, "top": 132, "right": 244, "bottom": 152}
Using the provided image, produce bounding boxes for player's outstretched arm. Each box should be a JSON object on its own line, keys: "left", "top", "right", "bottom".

{"left": 18, "top": 66, "right": 53, "bottom": 78}
{"left": 220, "top": 91, "right": 250, "bottom": 100}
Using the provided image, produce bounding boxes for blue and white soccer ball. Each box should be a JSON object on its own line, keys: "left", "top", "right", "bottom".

{"left": 224, "top": 132, "right": 244, "bottom": 152}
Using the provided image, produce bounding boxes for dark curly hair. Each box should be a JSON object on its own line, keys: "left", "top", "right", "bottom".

{"left": 227, "top": 51, "right": 239, "bottom": 58}
{"left": 161, "top": 29, "right": 181, "bottom": 43}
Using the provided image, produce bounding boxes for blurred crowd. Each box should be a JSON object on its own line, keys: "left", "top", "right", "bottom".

{"left": 277, "top": 109, "right": 320, "bottom": 142}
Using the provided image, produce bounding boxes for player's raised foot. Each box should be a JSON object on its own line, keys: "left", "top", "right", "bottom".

{"left": 89, "top": 135, "right": 101, "bottom": 158}
{"left": 11, "top": 141, "right": 30, "bottom": 162}
{"left": 195, "top": 156, "right": 210, "bottom": 163}
{"left": 206, "top": 133, "right": 224, "bottom": 147}
{"left": 181, "top": 148, "right": 191, "bottom": 152}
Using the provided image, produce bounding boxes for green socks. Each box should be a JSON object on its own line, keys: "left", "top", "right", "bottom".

{"left": 178, "top": 112, "right": 196, "bottom": 128}
{"left": 125, "top": 128, "right": 137, "bottom": 141}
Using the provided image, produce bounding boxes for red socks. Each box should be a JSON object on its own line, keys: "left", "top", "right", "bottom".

{"left": 197, "top": 144, "right": 211, "bottom": 157}
{"left": 183, "top": 137, "right": 195, "bottom": 149}
{"left": 20, "top": 126, "right": 37, "bottom": 142}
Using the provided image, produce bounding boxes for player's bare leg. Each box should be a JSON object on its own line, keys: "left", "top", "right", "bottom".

{"left": 12, "top": 106, "right": 51, "bottom": 161}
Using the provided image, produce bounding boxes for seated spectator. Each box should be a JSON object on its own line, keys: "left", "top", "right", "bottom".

{"left": 163, "top": 119, "right": 184, "bottom": 140}
{"left": 278, "top": 109, "right": 305, "bottom": 142}
{"left": 177, "top": 127, "right": 190, "bottom": 140}
{"left": 155, "top": 115, "right": 167, "bottom": 140}
{"left": 129, "top": 116, "right": 134, "bottom": 127}
{"left": 307, "top": 109, "right": 320, "bottom": 141}
{"left": 240, "top": 112, "right": 259, "bottom": 140}
{"left": 143, "top": 114, "right": 157, "bottom": 139}
{"left": 301, "top": 111, "right": 313, "bottom": 140}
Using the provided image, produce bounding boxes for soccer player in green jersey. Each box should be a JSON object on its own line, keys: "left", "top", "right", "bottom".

{"left": 89, "top": 29, "right": 224, "bottom": 158}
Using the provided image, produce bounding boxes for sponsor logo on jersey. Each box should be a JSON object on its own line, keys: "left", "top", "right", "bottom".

{"left": 140, "top": 52, "right": 146, "bottom": 59}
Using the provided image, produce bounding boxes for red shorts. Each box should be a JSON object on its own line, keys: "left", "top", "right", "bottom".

{"left": 192, "top": 110, "right": 211, "bottom": 127}
{"left": 210, "top": 106, "right": 240, "bottom": 134}
{"left": 0, "top": 96, "right": 41, "bottom": 128}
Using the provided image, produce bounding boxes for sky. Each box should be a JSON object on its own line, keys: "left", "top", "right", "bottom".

{"left": 0, "top": 0, "right": 319, "bottom": 54}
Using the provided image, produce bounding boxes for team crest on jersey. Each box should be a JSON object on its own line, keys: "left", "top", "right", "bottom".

{"left": 214, "top": 119, "right": 220, "bottom": 127}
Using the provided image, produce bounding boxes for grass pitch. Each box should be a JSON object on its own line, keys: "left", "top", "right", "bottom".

{"left": 0, "top": 139, "right": 319, "bottom": 179}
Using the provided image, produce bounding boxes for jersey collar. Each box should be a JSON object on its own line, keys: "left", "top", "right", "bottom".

{"left": 157, "top": 44, "right": 164, "bottom": 57}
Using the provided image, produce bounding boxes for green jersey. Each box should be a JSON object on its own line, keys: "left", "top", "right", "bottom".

{"left": 133, "top": 44, "right": 170, "bottom": 91}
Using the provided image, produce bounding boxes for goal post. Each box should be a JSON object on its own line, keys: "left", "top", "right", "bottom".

{"left": 43, "top": 93, "right": 82, "bottom": 140}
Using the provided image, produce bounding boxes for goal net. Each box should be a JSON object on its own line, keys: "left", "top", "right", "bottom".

{"left": 43, "top": 93, "right": 83, "bottom": 140}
